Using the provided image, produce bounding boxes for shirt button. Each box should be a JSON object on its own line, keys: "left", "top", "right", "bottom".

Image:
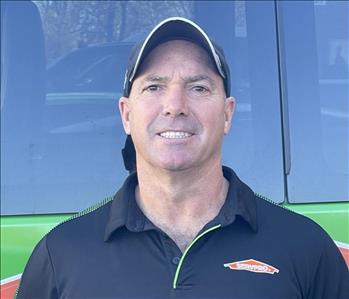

{"left": 172, "top": 256, "right": 181, "bottom": 265}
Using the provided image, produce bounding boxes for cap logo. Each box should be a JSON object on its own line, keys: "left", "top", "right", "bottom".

{"left": 224, "top": 259, "right": 279, "bottom": 274}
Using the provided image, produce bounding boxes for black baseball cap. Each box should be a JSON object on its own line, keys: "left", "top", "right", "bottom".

{"left": 123, "top": 17, "right": 231, "bottom": 97}
{"left": 121, "top": 17, "right": 231, "bottom": 172}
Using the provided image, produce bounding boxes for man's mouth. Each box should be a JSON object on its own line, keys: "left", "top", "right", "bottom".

{"left": 158, "top": 131, "right": 194, "bottom": 139}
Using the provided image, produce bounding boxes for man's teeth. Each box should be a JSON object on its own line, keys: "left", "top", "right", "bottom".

{"left": 159, "top": 131, "right": 193, "bottom": 139}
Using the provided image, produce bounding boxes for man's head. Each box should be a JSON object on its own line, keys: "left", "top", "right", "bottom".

{"left": 119, "top": 17, "right": 235, "bottom": 173}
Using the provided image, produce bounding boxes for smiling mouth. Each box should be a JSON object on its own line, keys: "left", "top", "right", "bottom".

{"left": 158, "top": 131, "right": 194, "bottom": 139}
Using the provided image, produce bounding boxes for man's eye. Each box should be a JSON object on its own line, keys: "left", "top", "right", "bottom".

{"left": 192, "top": 86, "right": 209, "bottom": 93}
{"left": 144, "top": 85, "right": 161, "bottom": 92}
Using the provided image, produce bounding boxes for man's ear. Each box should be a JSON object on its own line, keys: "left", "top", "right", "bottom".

{"left": 119, "top": 96, "right": 131, "bottom": 135}
{"left": 224, "top": 96, "right": 236, "bottom": 134}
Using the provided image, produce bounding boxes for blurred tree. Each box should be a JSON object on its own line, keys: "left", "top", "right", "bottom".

{"left": 33, "top": 0, "right": 193, "bottom": 64}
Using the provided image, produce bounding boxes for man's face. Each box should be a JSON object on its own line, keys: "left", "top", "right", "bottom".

{"left": 119, "top": 40, "right": 235, "bottom": 172}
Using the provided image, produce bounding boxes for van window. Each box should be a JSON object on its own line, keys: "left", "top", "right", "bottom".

{"left": 279, "top": 1, "right": 348, "bottom": 203}
{"left": 1, "top": 1, "right": 284, "bottom": 215}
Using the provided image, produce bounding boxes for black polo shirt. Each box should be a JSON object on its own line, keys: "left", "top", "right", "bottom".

{"left": 17, "top": 166, "right": 349, "bottom": 299}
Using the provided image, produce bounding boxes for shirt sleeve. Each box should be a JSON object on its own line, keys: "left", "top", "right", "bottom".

{"left": 307, "top": 233, "right": 349, "bottom": 299}
{"left": 15, "top": 236, "right": 58, "bottom": 299}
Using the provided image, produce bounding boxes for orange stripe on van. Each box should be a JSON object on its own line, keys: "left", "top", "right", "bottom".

{"left": 338, "top": 246, "right": 349, "bottom": 267}
{"left": 0, "top": 278, "right": 20, "bottom": 299}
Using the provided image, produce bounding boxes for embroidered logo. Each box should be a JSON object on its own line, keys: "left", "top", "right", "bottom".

{"left": 224, "top": 259, "right": 279, "bottom": 274}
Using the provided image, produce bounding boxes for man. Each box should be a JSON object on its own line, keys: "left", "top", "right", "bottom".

{"left": 17, "top": 17, "right": 348, "bottom": 299}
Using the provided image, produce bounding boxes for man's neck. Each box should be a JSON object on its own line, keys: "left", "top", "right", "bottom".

{"left": 135, "top": 161, "right": 229, "bottom": 252}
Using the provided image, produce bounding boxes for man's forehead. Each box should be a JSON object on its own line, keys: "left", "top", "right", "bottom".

{"left": 135, "top": 39, "right": 218, "bottom": 80}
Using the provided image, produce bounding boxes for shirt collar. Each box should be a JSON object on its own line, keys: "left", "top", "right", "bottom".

{"left": 217, "top": 166, "right": 257, "bottom": 232}
{"left": 104, "top": 172, "right": 146, "bottom": 241}
{"left": 104, "top": 166, "right": 257, "bottom": 242}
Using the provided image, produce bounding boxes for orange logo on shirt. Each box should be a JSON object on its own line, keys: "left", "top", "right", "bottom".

{"left": 224, "top": 259, "right": 279, "bottom": 274}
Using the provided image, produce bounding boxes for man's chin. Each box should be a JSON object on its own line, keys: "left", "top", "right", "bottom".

{"left": 154, "top": 158, "right": 195, "bottom": 172}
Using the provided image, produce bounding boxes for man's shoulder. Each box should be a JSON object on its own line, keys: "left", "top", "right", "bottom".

{"left": 45, "top": 197, "right": 113, "bottom": 245}
{"left": 255, "top": 194, "right": 325, "bottom": 233}
{"left": 247, "top": 194, "right": 349, "bottom": 297}
{"left": 253, "top": 194, "right": 336, "bottom": 252}
{"left": 228, "top": 167, "right": 330, "bottom": 243}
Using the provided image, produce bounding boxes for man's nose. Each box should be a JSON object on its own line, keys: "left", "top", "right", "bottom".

{"left": 162, "top": 86, "right": 189, "bottom": 117}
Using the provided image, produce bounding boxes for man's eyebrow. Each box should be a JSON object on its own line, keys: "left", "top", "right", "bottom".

{"left": 141, "top": 74, "right": 217, "bottom": 87}
{"left": 142, "top": 75, "right": 170, "bottom": 83}
{"left": 184, "top": 75, "right": 216, "bottom": 86}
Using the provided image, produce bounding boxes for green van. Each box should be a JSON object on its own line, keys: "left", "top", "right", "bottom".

{"left": 1, "top": 1, "right": 348, "bottom": 298}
